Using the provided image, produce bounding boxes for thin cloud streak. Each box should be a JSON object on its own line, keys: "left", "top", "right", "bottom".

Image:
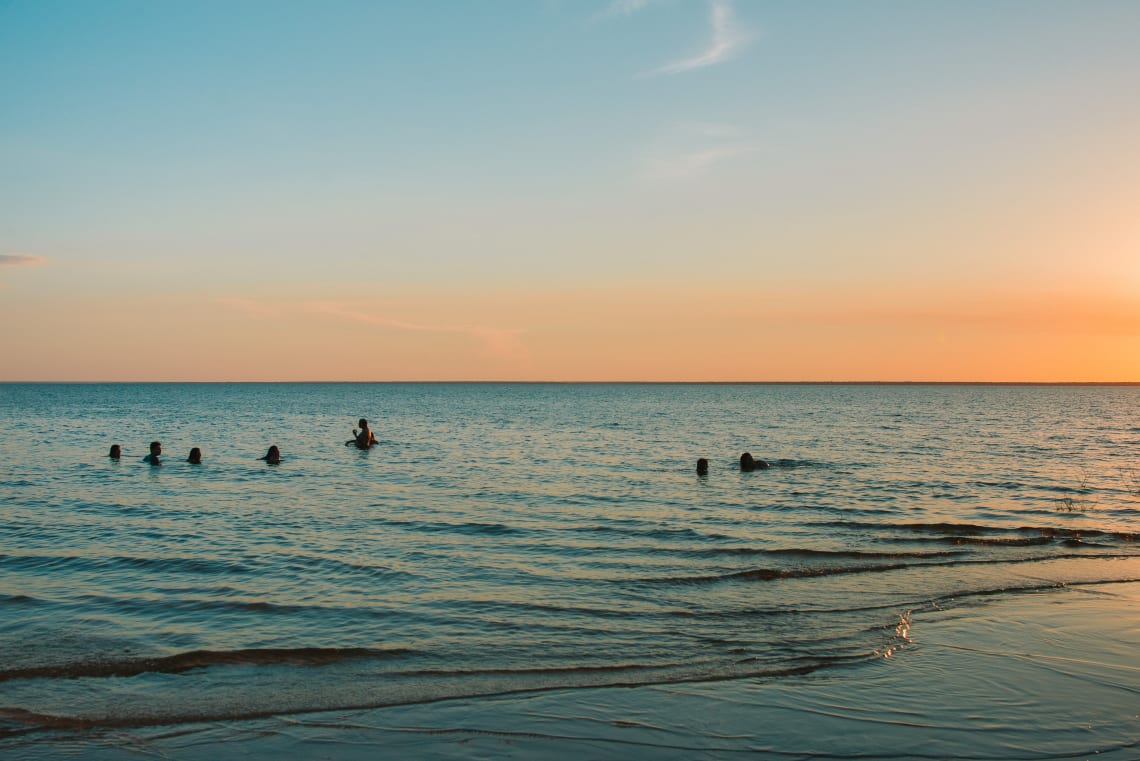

{"left": 645, "top": 142, "right": 759, "bottom": 181}
{"left": 306, "top": 301, "right": 526, "bottom": 359}
{"left": 643, "top": 122, "right": 759, "bottom": 181}
{"left": 652, "top": 0, "right": 749, "bottom": 75}
{"left": 594, "top": 0, "right": 654, "bottom": 20}
{"left": 214, "top": 297, "right": 282, "bottom": 319}
{"left": 0, "top": 254, "right": 46, "bottom": 267}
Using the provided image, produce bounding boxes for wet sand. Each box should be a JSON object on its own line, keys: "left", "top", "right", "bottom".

{"left": 10, "top": 577, "right": 1138, "bottom": 760}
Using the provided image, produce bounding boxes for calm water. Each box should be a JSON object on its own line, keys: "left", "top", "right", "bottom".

{"left": 1, "top": 383, "right": 1138, "bottom": 744}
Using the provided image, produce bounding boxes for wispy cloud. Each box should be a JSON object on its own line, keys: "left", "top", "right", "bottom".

{"left": 643, "top": 123, "right": 759, "bottom": 181}
{"left": 645, "top": 143, "right": 758, "bottom": 181}
{"left": 651, "top": 0, "right": 749, "bottom": 75}
{"left": 0, "top": 254, "right": 46, "bottom": 268}
{"left": 214, "top": 296, "right": 283, "bottom": 319}
{"left": 594, "top": 0, "right": 654, "bottom": 20}
{"left": 306, "top": 301, "right": 526, "bottom": 358}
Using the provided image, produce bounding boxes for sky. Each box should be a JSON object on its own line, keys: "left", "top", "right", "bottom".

{"left": 2, "top": 0, "right": 1139, "bottom": 382}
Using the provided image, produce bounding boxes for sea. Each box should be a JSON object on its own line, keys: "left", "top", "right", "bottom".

{"left": 1, "top": 383, "right": 1138, "bottom": 756}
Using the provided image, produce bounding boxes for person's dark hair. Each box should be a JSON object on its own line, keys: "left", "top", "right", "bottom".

{"left": 187, "top": 447, "right": 202, "bottom": 464}
{"left": 740, "top": 452, "right": 769, "bottom": 472}
{"left": 150, "top": 441, "right": 161, "bottom": 453}
{"left": 264, "top": 445, "right": 281, "bottom": 464}
{"left": 696, "top": 458, "right": 709, "bottom": 476}
{"left": 109, "top": 444, "right": 122, "bottom": 459}
{"left": 358, "top": 418, "right": 368, "bottom": 428}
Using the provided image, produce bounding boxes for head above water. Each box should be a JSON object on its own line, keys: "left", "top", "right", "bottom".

{"left": 150, "top": 441, "right": 162, "bottom": 455}
{"left": 264, "top": 445, "right": 281, "bottom": 464}
{"left": 358, "top": 418, "right": 369, "bottom": 429}
{"left": 187, "top": 447, "right": 202, "bottom": 464}
{"left": 696, "top": 458, "right": 709, "bottom": 476}
{"left": 109, "top": 444, "right": 122, "bottom": 459}
{"left": 740, "top": 452, "right": 769, "bottom": 472}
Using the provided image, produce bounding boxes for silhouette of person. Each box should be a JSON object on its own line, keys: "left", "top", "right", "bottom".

{"left": 108, "top": 444, "right": 122, "bottom": 460}
{"left": 696, "top": 458, "right": 709, "bottom": 476}
{"left": 187, "top": 447, "right": 202, "bottom": 464}
{"left": 740, "top": 452, "right": 770, "bottom": 472}
{"left": 261, "top": 445, "right": 281, "bottom": 465}
{"left": 143, "top": 441, "right": 162, "bottom": 465}
{"left": 348, "top": 418, "right": 376, "bottom": 449}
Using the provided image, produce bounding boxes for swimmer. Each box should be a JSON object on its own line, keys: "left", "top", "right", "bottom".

{"left": 347, "top": 418, "right": 376, "bottom": 449}
{"left": 187, "top": 447, "right": 202, "bottom": 464}
{"left": 739, "top": 452, "right": 770, "bottom": 472}
{"left": 696, "top": 458, "right": 709, "bottom": 476}
{"left": 143, "top": 441, "right": 162, "bottom": 466}
{"left": 108, "top": 444, "right": 122, "bottom": 460}
{"left": 261, "top": 445, "right": 281, "bottom": 465}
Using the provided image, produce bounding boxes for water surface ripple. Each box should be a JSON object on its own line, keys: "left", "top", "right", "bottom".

{"left": 0, "top": 383, "right": 1137, "bottom": 733}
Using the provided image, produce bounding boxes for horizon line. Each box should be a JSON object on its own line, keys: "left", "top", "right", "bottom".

{"left": 3, "top": 380, "right": 1139, "bottom": 387}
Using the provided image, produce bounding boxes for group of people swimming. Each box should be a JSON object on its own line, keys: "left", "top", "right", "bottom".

{"left": 106, "top": 418, "right": 377, "bottom": 466}
{"left": 108, "top": 418, "right": 761, "bottom": 474}
{"left": 696, "top": 452, "right": 771, "bottom": 476}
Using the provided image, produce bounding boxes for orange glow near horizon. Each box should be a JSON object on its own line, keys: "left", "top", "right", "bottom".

{"left": 2, "top": 279, "right": 1137, "bottom": 382}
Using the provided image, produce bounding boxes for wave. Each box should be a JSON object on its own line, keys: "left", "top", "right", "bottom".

{"left": 643, "top": 553, "right": 1140, "bottom": 586}
{"left": 815, "top": 520, "right": 1138, "bottom": 543}
{"left": 970, "top": 480, "right": 1025, "bottom": 490}
{"left": 0, "top": 651, "right": 880, "bottom": 734}
{"left": 0, "top": 552, "right": 415, "bottom": 583}
{"left": 0, "top": 646, "right": 412, "bottom": 683}
{"left": 67, "top": 592, "right": 397, "bottom": 618}
{"left": 0, "top": 593, "right": 41, "bottom": 606}
{"left": 683, "top": 547, "right": 968, "bottom": 560}
{"left": 278, "top": 553, "right": 417, "bottom": 580}
{"left": 357, "top": 518, "right": 529, "bottom": 537}
{"left": 942, "top": 576, "right": 1140, "bottom": 603}
{"left": 935, "top": 535, "right": 1054, "bottom": 547}
{"left": 653, "top": 562, "right": 915, "bottom": 585}
{"left": 577, "top": 524, "right": 734, "bottom": 542}
{"left": 768, "top": 458, "right": 817, "bottom": 468}
{"left": 0, "top": 553, "right": 253, "bottom": 576}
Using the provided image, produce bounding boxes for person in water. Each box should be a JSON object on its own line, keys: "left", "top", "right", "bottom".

{"left": 108, "top": 444, "right": 122, "bottom": 460}
{"left": 696, "top": 458, "right": 709, "bottom": 476}
{"left": 143, "top": 441, "right": 162, "bottom": 465}
{"left": 187, "top": 447, "right": 202, "bottom": 464}
{"left": 348, "top": 418, "right": 376, "bottom": 449}
{"left": 739, "top": 452, "right": 770, "bottom": 472}
{"left": 261, "top": 445, "right": 281, "bottom": 464}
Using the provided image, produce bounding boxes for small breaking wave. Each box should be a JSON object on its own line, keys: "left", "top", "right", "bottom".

{"left": 0, "top": 646, "right": 413, "bottom": 683}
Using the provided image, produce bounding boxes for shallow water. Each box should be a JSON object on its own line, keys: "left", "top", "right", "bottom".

{"left": 1, "top": 383, "right": 1138, "bottom": 748}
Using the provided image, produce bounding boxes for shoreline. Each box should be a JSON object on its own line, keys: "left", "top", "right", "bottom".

{"left": 8, "top": 579, "right": 1138, "bottom": 760}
